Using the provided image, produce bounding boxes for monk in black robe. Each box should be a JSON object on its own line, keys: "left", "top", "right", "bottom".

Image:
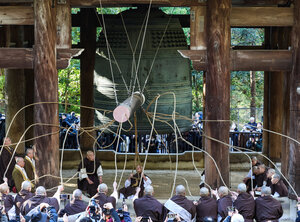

{"left": 92, "top": 182, "right": 118, "bottom": 209}
{"left": 164, "top": 185, "right": 196, "bottom": 222}
{"left": 0, "top": 137, "right": 16, "bottom": 188}
{"left": 216, "top": 186, "right": 233, "bottom": 222}
{"left": 15, "top": 181, "right": 34, "bottom": 215}
{"left": 254, "top": 164, "right": 268, "bottom": 191}
{"left": 270, "top": 174, "right": 288, "bottom": 197}
{"left": 119, "top": 165, "right": 151, "bottom": 199}
{"left": 255, "top": 186, "right": 283, "bottom": 222}
{"left": 58, "top": 189, "right": 87, "bottom": 217}
{"left": 133, "top": 185, "right": 164, "bottom": 222}
{"left": 233, "top": 183, "right": 255, "bottom": 222}
{"left": 78, "top": 151, "right": 103, "bottom": 197}
{"left": 196, "top": 187, "right": 217, "bottom": 222}
{"left": 21, "top": 185, "right": 63, "bottom": 216}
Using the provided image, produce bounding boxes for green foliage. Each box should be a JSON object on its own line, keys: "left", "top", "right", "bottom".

{"left": 58, "top": 60, "right": 81, "bottom": 114}
{"left": 160, "top": 7, "right": 190, "bottom": 14}
{"left": 231, "top": 28, "right": 264, "bottom": 46}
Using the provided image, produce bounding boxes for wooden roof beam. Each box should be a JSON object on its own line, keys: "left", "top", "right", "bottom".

{"left": 1, "top": 6, "right": 293, "bottom": 26}
{"left": 0, "top": 48, "right": 83, "bottom": 69}
{"left": 179, "top": 49, "right": 292, "bottom": 71}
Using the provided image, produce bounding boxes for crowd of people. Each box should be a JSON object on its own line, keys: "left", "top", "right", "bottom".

{"left": 0, "top": 143, "right": 299, "bottom": 222}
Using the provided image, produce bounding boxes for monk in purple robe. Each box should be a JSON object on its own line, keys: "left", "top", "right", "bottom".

{"left": 92, "top": 182, "right": 118, "bottom": 209}
{"left": 270, "top": 174, "right": 288, "bottom": 197}
{"left": 58, "top": 189, "right": 87, "bottom": 217}
{"left": 196, "top": 187, "right": 217, "bottom": 222}
{"left": 255, "top": 186, "right": 283, "bottom": 222}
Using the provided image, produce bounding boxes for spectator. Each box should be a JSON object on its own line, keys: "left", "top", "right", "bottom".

{"left": 233, "top": 183, "right": 255, "bottom": 222}
{"left": 296, "top": 201, "right": 300, "bottom": 222}
{"left": 58, "top": 189, "right": 87, "bottom": 217}
{"left": 255, "top": 186, "right": 283, "bottom": 221}
{"left": 133, "top": 186, "right": 164, "bottom": 222}
{"left": 164, "top": 185, "right": 196, "bottom": 221}
{"left": 93, "top": 182, "right": 118, "bottom": 209}
{"left": 270, "top": 174, "right": 288, "bottom": 197}
{"left": 196, "top": 187, "right": 218, "bottom": 222}
{"left": 247, "top": 117, "right": 257, "bottom": 132}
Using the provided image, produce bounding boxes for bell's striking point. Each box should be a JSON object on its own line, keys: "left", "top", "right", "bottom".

{"left": 113, "top": 92, "right": 145, "bottom": 123}
{"left": 94, "top": 7, "right": 192, "bottom": 133}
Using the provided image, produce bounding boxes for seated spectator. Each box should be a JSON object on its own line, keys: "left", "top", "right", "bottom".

{"left": 58, "top": 189, "right": 87, "bottom": 217}
{"left": 133, "top": 185, "right": 164, "bottom": 222}
{"left": 233, "top": 183, "right": 255, "bottom": 222}
{"left": 247, "top": 117, "right": 257, "bottom": 132}
{"left": 15, "top": 181, "right": 34, "bottom": 215}
{"left": 93, "top": 182, "right": 118, "bottom": 209}
{"left": 119, "top": 165, "right": 151, "bottom": 199}
{"left": 270, "top": 174, "right": 288, "bottom": 197}
{"left": 164, "top": 185, "right": 196, "bottom": 222}
{"left": 255, "top": 186, "right": 283, "bottom": 221}
{"left": 0, "top": 182, "right": 15, "bottom": 220}
{"left": 246, "top": 136, "right": 261, "bottom": 151}
{"left": 21, "top": 185, "right": 63, "bottom": 216}
{"left": 215, "top": 186, "right": 233, "bottom": 222}
{"left": 196, "top": 187, "right": 218, "bottom": 222}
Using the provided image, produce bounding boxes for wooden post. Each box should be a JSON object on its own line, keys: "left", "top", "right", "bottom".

{"left": 5, "top": 26, "right": 25, "bottom": 153}
{"left": 80, "top": 8, "right": 97, "bottom": 151}
{"left": 204, "top": 0, "right": 231, "bottom": 188}
{"left": 288, "top": 0, "right": 300, "bottom": 196}
{"left": 56, "top": 0, "right": 71, "bottom": 49}
{"left": 34, "top": 0, "right": 59, "bottom": 188}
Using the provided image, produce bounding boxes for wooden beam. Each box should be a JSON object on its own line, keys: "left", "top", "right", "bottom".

{"left": 190, "top": 6, "right": 206, "bottom": 50}
{"left": 204, "top": 0, "right": 231, "bottom": 189}
{"left": 0, "top": 5, "right": 294, "bottom": 27}
{"left": 0, "top": 48, "right": 83, "bottom": 69}
{"left": 231, "top": 7, "right": 293, "bottom": 27}
{"left": 0, "top": 0, "right": 289, "bottom": 6}
{"left": 179, "top": 50, "right": 292, "bottom": 71}
{"left": 0, "top": 6, "right": 33, "bottom": 25}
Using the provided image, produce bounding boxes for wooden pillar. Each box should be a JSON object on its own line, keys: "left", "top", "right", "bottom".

{"left": 56, "top": 0, "right": 71, "bottom": 49}
{"left": 24, "top": 26, "right": 35, "bottom": 147}
{"left": 263, "top": 27, "right": 291, "bottom": 162}
{"left": 204, "top": 0, "right": 231, "bottom": 188}
{"left": 288, "top": 0, "right": 300, "bottom": 196}
{"left": 5, "top": 26, "right": 25, "bottom": 153}
{"left": 34, "top": 0, "right": 59, "bottom": 188}
{"left": 80, "top": 9, "right": 96, "bottom": 151}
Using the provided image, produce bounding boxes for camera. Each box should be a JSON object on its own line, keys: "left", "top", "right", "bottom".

{"left": 89, "top": 199, "right": 100, "bottom": 221}
{"left": 227, "top": 206, "right": 235, "bottom": 212}
{"left": 167, "top": 212, "right": 177, "bottom": 222}
{"left": 117, "top": 208, "right": 124, "bottom": 220}
{"left": 141, "top": 216, "right": 150, "bottom": 222}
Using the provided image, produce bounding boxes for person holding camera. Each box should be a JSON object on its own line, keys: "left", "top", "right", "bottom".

{"left": 93, "top": 182, "right": 118, "bottom": 209}
{"left": 164, "top": 185, "right": 196, "bottom": 222}
{"left": 24, "top": 203, "right": 58, "bottom": 222}
{"left": 232, "top": 183, "right": 255, "bottom": 222}
{"left": 21, "top": 185, "right": 63, "bottom": 216}
{"left": 196, "top": 187, "right": 218, "bottom": 222}
{"left": 133, "top": 186, "right": 164, "bottom": 222}
{"left": 59, "top": 189, "right": 88, "bottom": 217}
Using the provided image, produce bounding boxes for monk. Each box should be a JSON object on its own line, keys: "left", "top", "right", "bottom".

{"left": 164, "top": 185, "right": 196, "bottom": 222}
{"left": 270, "top": 174, "right": 288, "bottom": 197}
{"left": 196, "top": 187, "right": 218, "bottom": 222}
{"left": 93, "top": 182, "right": 118, "bottom": 209}
{"left": 12, "top": 157, "right": 35, "bottom": 192}
{"left": 77, "top": 150, "right": 103, "bottom": 197}
{"left": 24, "top": 147, "right": 36, "bottom": 182}
{"left": 233, "top": 183, "right": 255, "bottom": 222}
{"left": 215, "top": 186, "right": 233, "bottom": 222}
{"left": 15, "top": 181, "right": 34, "bottom": 215}
{"left": 255, "top": 186, "right": 283, "bottom": 222}
{"left": 119, "top": 165, "right": 151, "bottom": 199}
{"left": 0, "top": 137, "right": 16, "bottom": 188}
